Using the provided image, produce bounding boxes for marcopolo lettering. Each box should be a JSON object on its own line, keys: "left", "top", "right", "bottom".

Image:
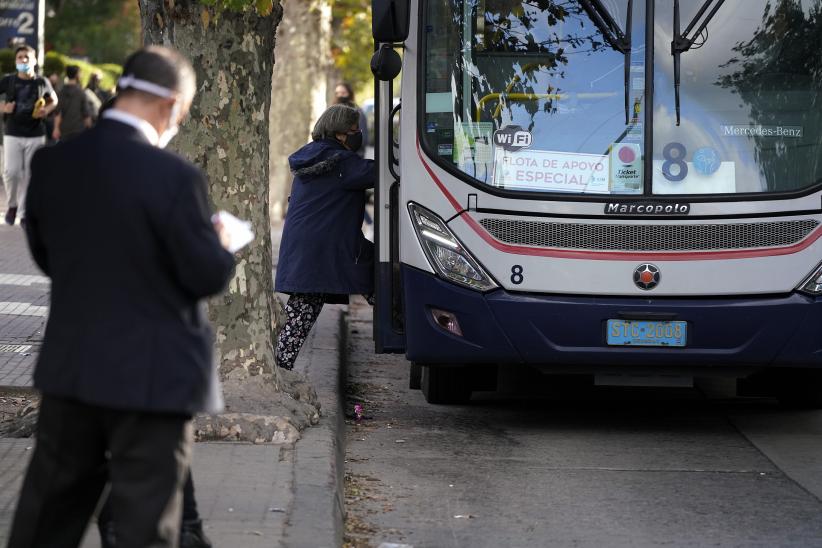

{"left": 604, "top": 202, "right": 691, "bottom": 215}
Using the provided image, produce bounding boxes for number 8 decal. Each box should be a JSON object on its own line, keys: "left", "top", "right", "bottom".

{"left": 511, "top": 265, "right": 524, "bottom": 285}
{"left": 662, "top": 142, "right": 688, "bottom": 182}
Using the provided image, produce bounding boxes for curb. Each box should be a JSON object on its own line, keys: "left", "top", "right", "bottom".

{"left": 0, "top": 386, "right": 36, "bottom": 394}
{"left": 283, "top": 306, "right": 349, "bottom": 547}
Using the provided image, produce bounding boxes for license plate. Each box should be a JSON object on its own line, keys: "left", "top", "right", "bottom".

{"left": 606, "top": 320, "right": 687, "bottom": 347}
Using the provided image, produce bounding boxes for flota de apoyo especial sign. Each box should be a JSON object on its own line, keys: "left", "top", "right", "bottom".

{"left": 492, "top": 148, "right": 610, "bottom": 193}
{"left": 491, "top": 126, "right": 645, "bottom": 194}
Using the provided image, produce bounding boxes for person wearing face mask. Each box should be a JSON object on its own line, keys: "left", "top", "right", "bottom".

{"left": 275, "top": 104, "right": 375, "bottom": 370}
{"left": 0, "top": 45, "right": 57, "bottom": 226}
{"left": 7, "top": 46, "right": 235, "bottom": 548}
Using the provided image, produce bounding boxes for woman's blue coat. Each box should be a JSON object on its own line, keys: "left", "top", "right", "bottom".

{"left": 275, "top": 139, "right": 375, "bottom": 297}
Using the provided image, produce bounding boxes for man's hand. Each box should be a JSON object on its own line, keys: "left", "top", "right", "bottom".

{"left": 213, "top": 218, "right": 232, "bottom": 251}
{"left": 2, "top": 102, "right": 14, "bottom": 114}
{"left": 32, "top": 108, "right": 47, "bottom": 119}
{"left": 52, "top": 127, "right": 60, "bottom": 140}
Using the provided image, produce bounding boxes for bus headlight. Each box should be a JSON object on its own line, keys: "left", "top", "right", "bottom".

{"left": 799, "top": 262, "right": 822, "bottom": 295}
{"left": 408, "top": 203, "right": 498, "bottom": 292}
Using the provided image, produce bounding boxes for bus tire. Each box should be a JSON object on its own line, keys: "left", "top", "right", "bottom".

{"left": 421, "top": 365, "right": 472, "bottom": 405}
{"left": 775, "top": 369, "right": 822, "bottom": 409}
{"left": 409, "top": 362, "right": 422, "bottom": 390}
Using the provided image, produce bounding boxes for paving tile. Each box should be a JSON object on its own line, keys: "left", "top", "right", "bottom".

{"left": 0, "top": 227, "right": 48, "bottom": 388}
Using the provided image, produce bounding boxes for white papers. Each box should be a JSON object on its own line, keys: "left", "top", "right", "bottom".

{"left": 212, "top": 210, "right": 255, "bottom": 253}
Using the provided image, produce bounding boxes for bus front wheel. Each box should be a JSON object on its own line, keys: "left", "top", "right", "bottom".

{"left": 421, "top": 365, "right": 472, "bottom": 405}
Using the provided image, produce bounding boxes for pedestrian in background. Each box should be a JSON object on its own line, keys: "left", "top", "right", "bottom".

{"left": 52, "top": 65, "right": 93, "bottom": 142}
{"left": 275, "top": 104, "right": 375, "bottom": 370}
{"left": 334, "top": 82, "right": 368, "bottom": 158}
{"left": 88, "top": 70, "right": 112, "bottom": 104}
{"left": 6, "top": 46, "right": 235, "bottom": 548}
{"left": 0, "top": 45, "right": 56, "bottom": 226}
{"left": 45, "top": 72, "right": 62, "bottom": 144}
{"left": 46, "top": 72, "right": 63, "bottom": 95}
{"left": 84, "top": 82, "right": 102, "bottom": 124}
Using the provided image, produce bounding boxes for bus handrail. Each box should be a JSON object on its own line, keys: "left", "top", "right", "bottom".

{"left": 475, "top": 93, "right": 564, "bottom": 121}
{"left": 389, "top": 102, "right": 401, "bottom": 180}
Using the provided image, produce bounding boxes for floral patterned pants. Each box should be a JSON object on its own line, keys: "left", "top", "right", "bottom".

{"left": 275, "top": 293, "right": 325, "bottom": 370}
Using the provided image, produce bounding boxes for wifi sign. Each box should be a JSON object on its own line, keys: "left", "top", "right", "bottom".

{"left": 493, "top": 125, "right": 533, "bottom": 152}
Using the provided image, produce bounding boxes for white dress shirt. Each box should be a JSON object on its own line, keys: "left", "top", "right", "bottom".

{"left": 101, "top": 109, "right": 160, "bottom": 147}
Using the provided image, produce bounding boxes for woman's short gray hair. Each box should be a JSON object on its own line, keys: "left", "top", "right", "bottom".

{"left": 311, "top": 104, "right": 360, "bottom": 141}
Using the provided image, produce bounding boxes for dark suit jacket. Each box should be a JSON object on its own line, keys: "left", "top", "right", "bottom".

{"left": 24, "top": 119, "right": 235, "bottom": 415}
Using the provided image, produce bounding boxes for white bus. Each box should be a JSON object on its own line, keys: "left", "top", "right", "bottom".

{"left": 369, "top": 0, "right": 822, "bottom": 405}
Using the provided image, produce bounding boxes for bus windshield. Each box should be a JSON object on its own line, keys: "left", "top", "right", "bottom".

{"left": 422, "top": 0, "right": 822, "bottom": 197}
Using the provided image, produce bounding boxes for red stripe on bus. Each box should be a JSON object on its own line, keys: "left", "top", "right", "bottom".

{"left": 416, "top": 141, "right": 822, "bottom": 262}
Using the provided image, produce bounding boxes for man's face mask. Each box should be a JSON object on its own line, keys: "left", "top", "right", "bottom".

{"left": 16, "top": 63, "right": 31, "bottom": 73}
{"left": 158, "top": 100, "right": 181, "bottom": 149}
{"left": 117, "top": 74, "right": 185, "bottom": 148}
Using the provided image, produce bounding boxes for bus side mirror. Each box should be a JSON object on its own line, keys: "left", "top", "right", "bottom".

{"left": 372, "top": 0, "right": 410, "bottom": 43}
{"left": 371, "top": 45, "right": 402, "bottom": 81}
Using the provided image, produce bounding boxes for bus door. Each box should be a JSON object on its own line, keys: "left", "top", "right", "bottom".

{"left": 372, "top": 1, "right": 409, "bottom": 354}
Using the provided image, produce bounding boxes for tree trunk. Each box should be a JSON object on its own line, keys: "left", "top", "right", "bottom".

{"left": 269, "top": 0, "right": 332, "bottom": 222}
{"left": 138, "top": 1, "right": 284, "bottom": 385}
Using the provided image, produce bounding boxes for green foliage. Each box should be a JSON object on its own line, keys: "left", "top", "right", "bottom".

{"left": 0, "top": 49, "right": 12, "bottom": 75}
{"left": 330, "top": 0, "right": 374, "bottom": 98}
{"left": 43, "top": 52, "right": 66, "bottom": 78}
{"left": 45, "top": 0, "right": 140, "bottom": 64}
{"left": 0, "top": 49, "right": 121, "bottom": 90}
{"left": 48, "top": 52, "right": 122, "bottom": 89}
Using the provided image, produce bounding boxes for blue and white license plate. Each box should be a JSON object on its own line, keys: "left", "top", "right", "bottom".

{"left": 606, "top": 320, "right": 688, "bottom": 347}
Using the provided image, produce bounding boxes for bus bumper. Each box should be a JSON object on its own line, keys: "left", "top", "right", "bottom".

{"left": 402, "top": 266, "right": 822, "bottom": 369}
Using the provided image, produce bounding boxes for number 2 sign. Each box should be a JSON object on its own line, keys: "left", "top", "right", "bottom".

{"left": 0, "top": 1, "right": 43, "bottom": 57}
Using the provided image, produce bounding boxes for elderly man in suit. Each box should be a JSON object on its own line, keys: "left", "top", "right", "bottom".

{"left": 7, "top": 46, "right": 235, "bottom": 548}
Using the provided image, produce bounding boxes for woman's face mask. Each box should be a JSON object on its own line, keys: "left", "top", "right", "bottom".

{"left": 344, "top": 130, "right": 363, "bottom": 153}
{"left": 16, "top": 63, "right": 31, "bottom": 73}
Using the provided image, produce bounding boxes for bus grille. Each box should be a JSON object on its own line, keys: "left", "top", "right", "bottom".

{"left": 478, "top": 218, "right": 820, "bottom": 252}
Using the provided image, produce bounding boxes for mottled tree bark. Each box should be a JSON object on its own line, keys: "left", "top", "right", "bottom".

{"left": 138, "top": 0, "right": 284, "bottom": 385}
{"left": 269, "top": 0, "right": 332, "bottom": 221}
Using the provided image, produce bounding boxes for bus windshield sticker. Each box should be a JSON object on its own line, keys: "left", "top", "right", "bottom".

{"left": 493, "top": 125, "right": 533, "bottom": 152}
{"left": 609, "top": 143, "right": 643, "bottom": 194}
{"left": 454, "top": 122, "right": 493, "bottom": 167}
{"left": 492, "top": 149, "right": 610, "bottom": 194}
{"left": 425, "top": 92, "right": 452, "bottom": 114}
{"left": 653, "top": 142, "right": 736, "bottom": 194}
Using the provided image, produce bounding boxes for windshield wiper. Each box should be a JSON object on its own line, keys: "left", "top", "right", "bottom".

{"left": 671, "top": 0, "right": 725, "bottom": 125}
{"left": 579, "top": 0, "right": 633, "bottom": 124}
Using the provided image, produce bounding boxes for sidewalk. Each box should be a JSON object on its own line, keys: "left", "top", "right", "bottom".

{"left": 0, "top": 226, "right": 48, "bottom": 388}
{"left": 0, "top": 224, "right": 347, "bottom": 547}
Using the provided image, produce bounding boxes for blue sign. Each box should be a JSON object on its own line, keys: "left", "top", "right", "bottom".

{"left": 692, "top": 146, "right": 721, "bottom": 176}
{"left": 0, "top": 1, "right": 43, "bottom": 56}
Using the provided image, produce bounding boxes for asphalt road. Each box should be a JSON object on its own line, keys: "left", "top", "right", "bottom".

{"left": 343, "top": 304, "right": 822, "bottom": 548}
